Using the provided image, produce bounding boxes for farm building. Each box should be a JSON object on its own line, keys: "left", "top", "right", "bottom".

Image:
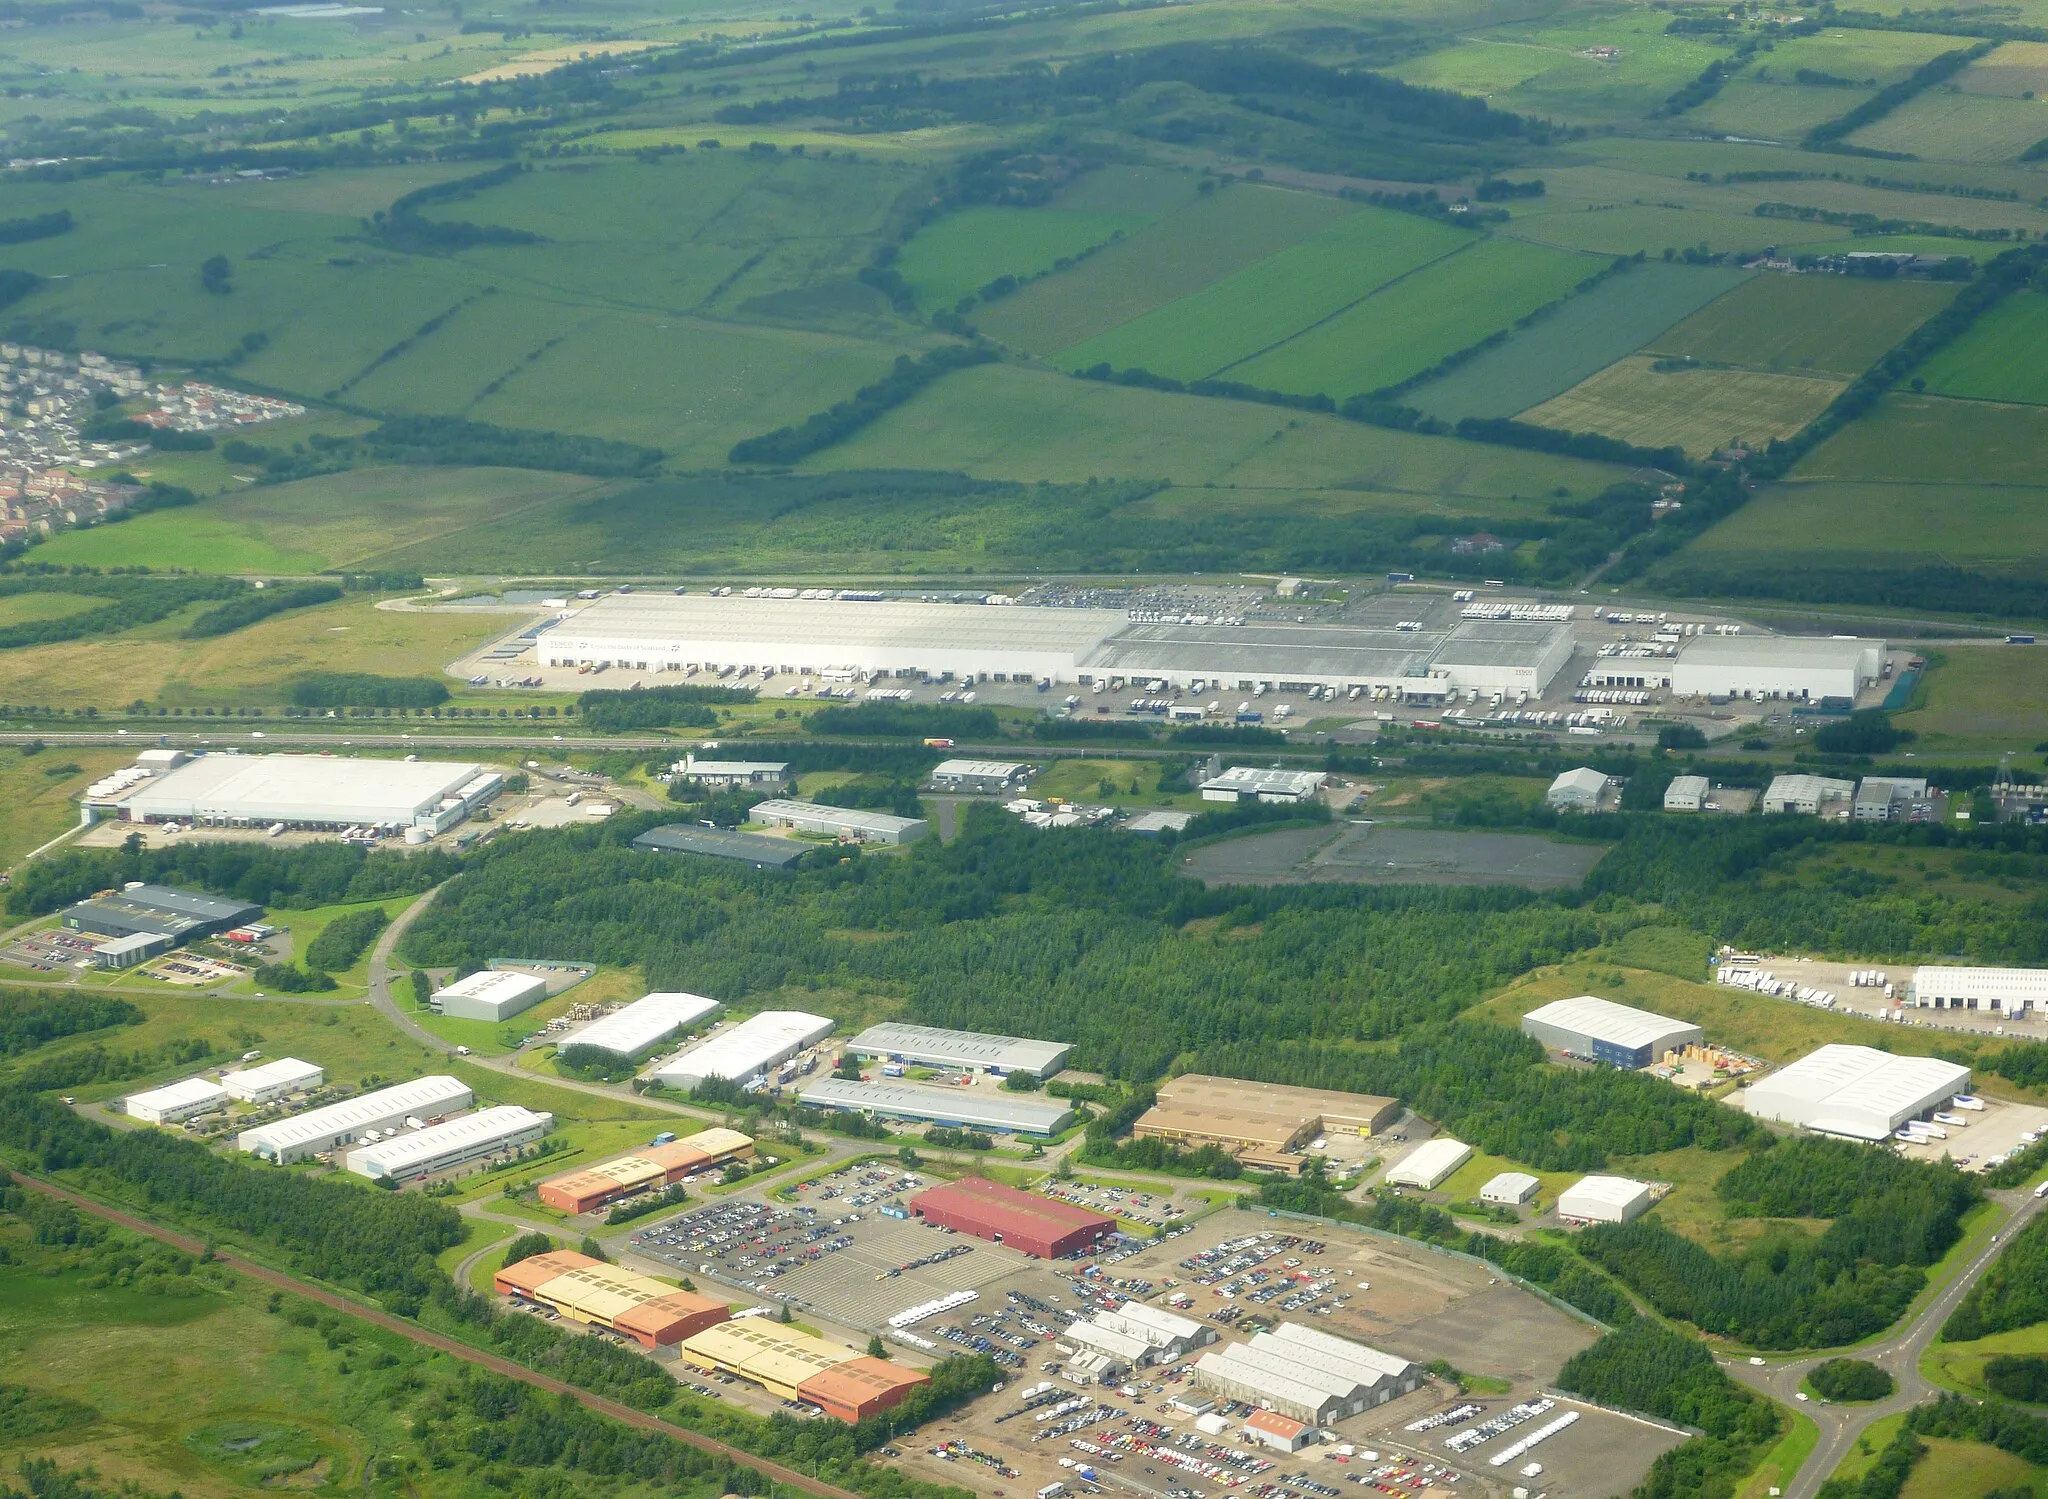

{"left": 536, "top": 1129, "right": 756, "bottom": 1215}
{"left": 1670, "top": 635, "right": 1883, "bottom": 702}
{"left": 124, "top": 1076, "right": 228, "bottom": 1126}
{"left": 1191, "top": 1325, "right": 1420, "bottom": 1425}
{"left": 1663, "top": 775, "right": 1709, "bottom": 812}
{"left": 347, "top": 1106, "right": 553, "bottom": 1181}
{"left": 1385, "top": 1138, "right": 1472, "bottom": 1189}
{"left": 650, "top": 1011, "right": 834, "bottom": 1092}
{"left": 1908, "top": 966, "right": 2048, "bottom": 1015}
{"left": 845, "top": 1022, "right": 1070, "bottom": 1079}
{"left": 747, "top": 799, "right": 929, "bottom": 845}
{"left": 1558, "top": 1176, "right": 1654, "bottom": 1224}
{"left": 928, "top": 760, "right": 1032, "bottom": 795}
{"left": 1521, "top": 995, "right": 1704, "bottom": 1069}
{"left": 909, "top": 1176, "right": 1116, "bottom": 1258}
{"left": 495, "top": 1250, "right": 730, "bottom": 1348}
{"left": 1546, "top": 767, "right": 1612, "bottom": 811}
{"left": 1762, "top": 774, "right": 1855, "bottom": 817}
{"left": 1198, "top": 766, "right": 1328, "bottom": 803}
{"left": 1742, "top": 1044, "right": 1972, "bottom": 1142}
{"left": 431, "top": 969, "right": 549, "bottom": 1023}
{"left": 796, "top": 1077, "right": 1075, "bottom": 1135}
{"left": 560, "top": 992, "right": 720, "bottom": 1060}
{"left": 107, "top": 753, "right": 500, "bottom": 835}
{"left": 1480, "top": 1172, "right": 1541, "bottom": 1206}
{"left": 219, "top": 1057, "right": 324, "bottom": 1105}
{"left": 630, "top": 825, "right": 805, "bottom": 870}
{"left": 1132, "top": 1075, "right": 1399, "bottom": 1172}
{"left": 238, "top": 1075, "right": 473, "bottom": 1164}
{"left": 60, "top": 884, "right": 260, "bottom": 945}
{"left": 672, "top": 755, "right": 788, "bottom": 790}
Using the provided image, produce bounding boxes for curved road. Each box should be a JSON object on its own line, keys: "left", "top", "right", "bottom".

{"left": 1722, "top": 1184, "right": 2045, "bottom": 1499}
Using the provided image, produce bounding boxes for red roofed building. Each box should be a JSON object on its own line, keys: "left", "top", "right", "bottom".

{"left": 1245, "top": 1409, "right": 1314, "bottom": 1452}
{"left": 909, "top": 1176, "right": 1116, "bottom": 1259}
{"left": 798, "top": 1358, "right": 931, "bottom": 1422}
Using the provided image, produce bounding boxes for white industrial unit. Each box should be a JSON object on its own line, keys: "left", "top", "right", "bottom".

{"left": 1558, "top": 1176, "right": 1654, "bottom": 1224}
{"left": 1480, "top": 1172, "right": 1541, "bottom": 1205}
{"left": 1763, "top": 774, "right": 1856, "bottom": 816}
{"left": 1066, "top": 1320, "right": 1157, "bottom": 1367}
{"left": 1192, "top": 1325, "right": 1420, "bottom": 1425}
{"left": 1663, "top": 775, "right": 1709, "bottom": 812}
{"left": 1743, "top": 1045, "right": 1972, "bottom": 1142}
{"left": 1908, "top": 967, "right": 2048, "bottom": 1015}
{"left": 1426, "top": 620, "right": 1578, "bottom": 697}
{"left": 747, "top": 799, "right": 930, "bottom": 846}
{"left": 929, "top": 760, "right": 1031, "bottom": 795}
{"left": 1671, "top": 635, "right": 1883, "bottom": 701}
{"left": 674, "top": 756, "right": 788, "bottom": 789}
{"left": 795, "top": 1077, "right": 1075, "bottom": 1135}
{"left": 238, "top": 1075, "right": 474, "bottom": 1163}
{"left": 347, "top": 1106, "right": 554, "bottom": 1181}
{"left": 1385, "top": 1138, "right": 1473, "bottom": 1189}
{"left": 1547, "top": 767, "right": 1610, "bottom": 810}
{"left": 219, "top": 1057, "right": 324, "bottom": 1105}
{"left": 1522, "top": 995, "right": 1704, "bottom": 1070}
{"left": 118, "top": 754, "right": 498, "bottom": 834}
{"left": 652, "top": 1011, "right": 834, "bottom": 1092}
{"left": 1199, "top": 767, "right": 1329, "bottom": 804}
{"left": 433, "top": 970, "right": 549, "bottom": 1022}
{"left": 1854, "top": 776, "right": 1930, "bottom": 821}
{"left": 847, "top": 1021, "right": 1072, "bottom": 1078}
{"left": 1095, "top": 1302, "right": 1214, "bottom": 1358}
{"left": 125, "top": 1076, "right": 229, "bottom": 1125}
{"left": 561, "top": 992, "right": 721, "bottom": 1059}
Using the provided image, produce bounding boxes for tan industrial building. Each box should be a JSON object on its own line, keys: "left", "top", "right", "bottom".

{"left": 1132, "top": 1075, "right": 1399, "bottom": 1172}
{"left": 493, "top": 1250, "right": 729, "bottom": 1348}
{"left": 676, "top": 1318, "right": 929, "bottom": 1421}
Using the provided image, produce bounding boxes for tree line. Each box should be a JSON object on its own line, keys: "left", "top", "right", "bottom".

{"left": 6, "top": 840, "right": 455, "bottom": 919}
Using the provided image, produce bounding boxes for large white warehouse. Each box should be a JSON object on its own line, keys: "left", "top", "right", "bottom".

{"left": 1743, "top": 1044, "right": 1971, "bottom": 1142}
{"left": 110, "top": 754, "right": 500, "bottom": 834}
{"left": 1908, "top": 967, "right": 2048, "bottom": 1016}
{"left": 348, "top": 1106, "right": 553, "bottom": 1181}
{"left": 1558, "top": 1175, "right": 1654, "bottom": 1224}
{"left": 1670, "top": 635, "right": 1883, "bottom": 702}
{"left": 845, "top": 1021, "right": 1071, "bottom": 1079}
{"left": 1522, "top": 996, "right": 1704, "bottom": 1070}
{"left": 651, "top": 1011, "right": 833, "bottom": 1092}
{"left": 562, "top": 992, "right": 721, "bottom": 1060}
{"left": 238, "top": 1075, "right": 474, "bottom": 1163}
{"left": 433, "top": 970, "right": 549, "bottom": 1023}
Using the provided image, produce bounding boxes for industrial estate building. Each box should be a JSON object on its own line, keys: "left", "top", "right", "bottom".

{"left": 1854, "top": 776, "right": 1931, "bottom": 821}
{"left": 676, "top": 1320, "right": 930, "bottom": 1421}
{"left": 1480, "top": 1172, "right": 1541, "bottom": 1206}
{"left": 1198, "top": 766, "right": 1328, "bottom": 804}
{"left": 1132, "top": 1076, "right": 1400, "bottom": 1172}
{"left": 93, "top": 931, "right": 174, "bottom": 969}
{"left": 796, "top": 1077, "right": 1076, "bottom": 1135}
{"left": 1558, "top": 1176, "right": 1654, "bottom": 1224}
{"left": 747, "top": 799, "right": 930, "bottom": 845}
{"left": 238, "top": 1075, "right": 473, "bottom": 1163}
{"left": 348, "top": 1105, "right": 553, "bottom": 1181}
{"left": 845, "top": 1022, "right": 1071, "bottom": 1079}
{"left": 929, "top": 760, "right": 1032, "bottom": 796}
{"left": 1191, "top": 1324, "right": 1421, "bottom": 1425}
{"left": 1907, "top": 966, "right": 2048, "bottom": 1015}
{"left": 631, "top": 825, "right": 805, "bottom": 870}
{"left": 1073, "top": 1302, "right": 1216, "bottom": 1363}
{"left": 432, "top": 969, "right": 549, "bottom": 1023}
{"left": 651, "top": 1011, "right": 834, "bottom": 1092}
{"left": 1663, "top": 775, "right": 1709, "bottom": 812}
{"left": 124, "top": 1076, "right": 228, "bottom": 1125}
{"left": 560, "top": 992, "right": 721, "bottom": 1059}
{"left": 60, "top": 884, "right": 261, "bottom": 945}
{"left": 1670, "top": 635, "right": 1883, "bottom": 702}
{"left": 537, "top": 1129, "right": 756, "bottom": 1215}
{"left": 220, "top": 1057, "right": 324, "bottom": 1104}
{"left": 1763, "top": 774, "right": 1856, "bottom": 817}
{"left": 673, "top": 755, "right": 788, "bottom": 790}
{"left": 1521, "top": 996, "right": 1705, "bottom": 1070}
{"left": 1546, "top": 767, "right": 1612, "bottom": 811}
{"left": 1385, "top": 1138, "right": 1472, "bottom": 1189}
{"left": 496, "top": 1250, "right": 731, "bottom": 1349}
{"left": 101, "top": 753, "right": 501, "bottom": 835}
{"left": 1743, "top": 1044, "right": 1973, "bottom": 1142}
{"left": 909, "top": 1176, "right": 1117, "bottom": 1258}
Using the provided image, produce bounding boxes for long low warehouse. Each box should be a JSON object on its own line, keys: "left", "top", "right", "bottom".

{"left": 433, "top": 969, "right": 549, "bottom": 1023}
{"left": 845, "top": 1021, "right": 1071, "bottom": 1079}
{"left": 537, "top": 1129, "right": 756, "bottom": 1215}
{"left": 1670, "top": 634, "right": 1883, "bottom": 702}
{"left": 348, "top": 1106, "right": 553, "bottom": 1181}
{"left": 496, "top": 1249, "right": 731, "bottom": 1348}
{"left": 1743, "top": 1044, "right": 1972, "bottom": 1142}
{"left": 1521, "top": 995, "right": 1704, "bottom": 1070}
{"left": 559, "top": 992, "right": 721, "bottom": 1059}
{"left": 651, "top": 1011, "right": 834, "bottom": 1092}
{"left": 747, "top": 799, "right": 929, "bottom": 846}
{"left": 910, "top": 1176, "right": 1117, "bottom": 1258}
{"left": 1192, "top": 1324, "right": 1421, "bottom": 1426}
{"left": 125, "top": 1076, "right": 228, "bottom": 1126}
{"left": 798, "top": 1077, "right": 1075, "bottom": 1135}
{"left": 676, "top": 1319, "right": 931, "bottom": 1421}
{"left": 238, "top": 1075, "right": 473, "bottom": 1164}
{"left": 105, "top": 753, "right": 501, "bottom": 835}
{"left": 220, "top": 1057, "right": 325, "bottom": 1104}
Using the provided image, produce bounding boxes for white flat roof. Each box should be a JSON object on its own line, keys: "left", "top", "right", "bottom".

{"left": 128, "top": 1076, "right": 227, "bottom": 1112}
{"left": 1745, "top": 1044, "right": 1971, "bottom": 1138}
{"left": 652, "top": 1010, "right": 834, "bottom": 1085}
{"left": 684, "top": 761, "right": 789, "bottom": 776}
{"left": 932, "top": 759, "right": 1026, "bottom": 778}
{"left": 220, "top": 1057, "right": 323, "bottom": 1096}
{"left": 795, "top": 1077, "right": 1075, "bottom": 1133}
{"left": 1202, "top": 767, "right": 1326, "bottom": 795}
{"left": 122, "top": 754, "right": 485, "bottom": 825}
{"left": 1559, "top": 1175, "right": 1651, "bottom": 1212}
{"left": 1385, "top": 1137, "right": 1472, "bottom": 1187}
{"left": 349, "top": 1106, "right": 550, "bottom": 1177}
{"left": 562, "top": 992, "right": 720, "bottom": 1057}
{"left": 1480, "top": 1171, "right": 1541, "bottom": 1203}
{"left": 848, "top": 1021, "right": 1071, "bottom": 1075}
{"left": 748, "top": 799, "right": 927, "bottom": 836}
{"left": 435, "top": 970, "right": 546, "bottom": 1002}
{"left": 549, "top": 595, "right": 1122, "bottom": 660}
{"left": 1522, "top": 995, "right": 1701, "bottom": 1050}
{"left": 1913, "top": 966, "right": 2048, "bottom": 1001}
{"left": 1676, "top": 635, "right": 1876, "bottom": 669}
{"left": 239, "top": 1075, "right": 473, "bottom": 1154}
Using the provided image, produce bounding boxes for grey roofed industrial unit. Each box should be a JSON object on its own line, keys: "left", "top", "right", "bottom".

{"left": 747, "top": 798, "right": 929, "bottom": 844}
{"left": 1521, "top": 995, "right": 1704, "bottom": 1057}
{"left": 1427, "top": 619, "right": 1574, "bottom": 671}
{"left": 1081, "top": 621, "right": 1441, "bottom": 682}
{"left": 60, "top": 883, "right": 262, "bottom": 942}
{"left": 795, "top": 1077, "right": 1076, "bottom": 1134}
{"left": 846, "top": 1021, "right": 1073, "bottom": 1078}
{"left": 118, "top": 753, "right": 490, "bottom": 828}
{"left": 631, "top": 825, "right": 805, "bottom": 869}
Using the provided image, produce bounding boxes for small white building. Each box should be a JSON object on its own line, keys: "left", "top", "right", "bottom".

{"left": 1385, "top": 1137, "right": 1472, "bottom": 1190}
{"left": 560, "top": 992, "right": 720, "bottom": 1060}
{"left": 1558, "top": 1175, "right": 1653, "bottom": 1224}
{"left": 124, "top": 1076, "right": 229, "bottom": 1125}
{"left": 675, "top": 756, "right": 789, "bottom": 790}
{"left": 220, "top": 1057, "right": 324, "bottom": 1105}
{"left": 1855, "top": 777, "right": 1929, "bottom": 822}
{"left": 347, "top": 1106, "right": 554, "bottom": 1181}
{"left": 1763, "top": 774, "right": 1856, "bottom": 817}
{"left": 928, "top": 760, "right": 1032, "bottom": 796}
{"left": 1479, "top": 1171, "right": 1541, "bottom": 1206}
{"left": 1199, "top": 766, "right": 1327, "bottom": 804}
{"left": 1546, "top": 767, "right": 1611, "bottom": 811}
{"left": 747, "top": 798, "right": 929, "bottom": 845}
{"left": 1663, "top": 775, "right": 1709, "bottom": 812}
{"left": 1093, "top": 1301, "right": 1216, "bottom": 1358}
{"left": 432, "top": 969, "right": 549, "bottom": 1022}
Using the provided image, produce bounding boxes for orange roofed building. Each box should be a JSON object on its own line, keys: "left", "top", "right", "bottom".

{"left": 797, "top": 1358, "right": 932, "bottom": 1422}
{"left": 536, "top": 1128, "right": 754, "bottom": 1216}
{"left": 492, "top": 1249, "right": 728, "bottom": 1348}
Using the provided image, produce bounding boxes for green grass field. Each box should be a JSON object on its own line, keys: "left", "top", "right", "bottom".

{"left": 1229, "top": 237, "right": 1595, "bottom": 398}
{"left": 1792, "top": 393, "right": 2048, "bottom": 485}
{"left": 1963, "top": 39, "right": 2048, "bottom": 95}
{"left": 1849, "top": 86, "right": 2048, "bottom": 161}
{"left": 1902, "top": 1438, "right": 2048, "bottom": 1498}
{"left": 1052, "top": 207, "right": 1473, "bottom": 380}
{"left": 897, "top": 206, "right": 1155, "bottom": 314}
{"left": 1919, "top": 289, "right": 2048, "bottom": 405}
{"left": 1692, "top": 78, "right": 1880, "bottom": 141}
{"left": 1410, "top": 10, "right": 1732, "bottom": 121}
{"left": 1891, "top": 644, "right": 2048, "bottom": 756}
{"left": 1686, "top": 479, "right": 2048, "bottom": 572}
{"left": 1519, "top": 356, "right": 1844, "bottom": 456}
{"left": 1501, "top": 202, "right": 1842, "bottom": 258}
{"left": 972, "top": 182, "right": 1350, "bottom": 356}
{"left": 1647, "top": 274, "right": 1956, "bottom": 376}
{"left": 1766, "top": 27, "right": 1968, "bottom": 83}
{"left": 1408, "top": 261, "right": 1749, "bottom": 420}
{"left": 0, "top": 747, "right": 135, "bottom": 868}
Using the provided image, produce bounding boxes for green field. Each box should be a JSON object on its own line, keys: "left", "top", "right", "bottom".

{"left": 1407, "top": 261, "right": 1749, "bottom": 420}
{"left": 1919, "top": 289, "right": 2048, "bottom": 405}
{"left": 1962, "top": 39, "right": 2048, "bottom": 96}
{"left": 1765, "top": 27, "right": 1969, "bottom": 83}
{"left": 0, "top": 747, "right": 134, "bottom": 867}
{"left": 1519, "top": 356, "right": 1844, "bottom": 455}
{"left": 897, "top": 206, "right": 1156, "bottom": 314}
{"left": 1687, "top": 479, "right": 2048, "bottom": 572}
{"left": 1792, "top": 393, "right": 2048, "bottom": 485}
{"left": 1229, "top": 237, "right": 1595, "bottom": 398}
{"left": 1892, "top": 644, "right": 2048, "bottom": 756}
{"left": 1395, "top": 11, "right": 1732, "bottom": 121}
{"left": 1647, "top": 274, "right": 1956, "bottom": 376}
{"left": 972, "top": 183, "right": 1350, "bottom": 356}
{"left": 1052, "top": 206, "right": 1473, "bottom": 380}
{"left": 1692, "top": 78, "right": 1880, "bottom": 141}
{"left": 1849, "top": 86, "right": 2048, "bottom": 161}
{"left": 1902, "top": 1438, "right": 2048, "bottom": 1498}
